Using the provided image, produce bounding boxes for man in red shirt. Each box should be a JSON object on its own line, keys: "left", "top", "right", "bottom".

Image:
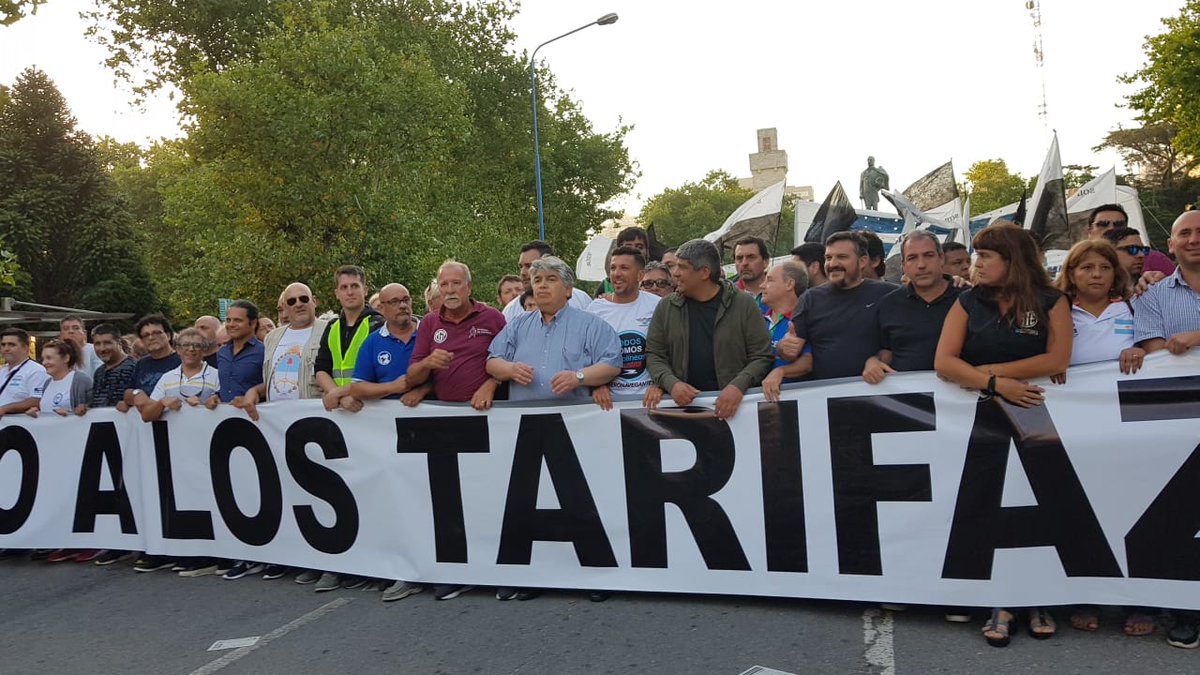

{"left": 406, "top": 260, "right": 507, "bottom": 410}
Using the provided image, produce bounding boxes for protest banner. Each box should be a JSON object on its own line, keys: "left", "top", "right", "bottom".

{"left": 2, "top": 353, "right": 1199, "bottom": 609}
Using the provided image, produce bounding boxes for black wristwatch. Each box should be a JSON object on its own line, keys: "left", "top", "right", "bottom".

{"left": 985, "top": 374, "right": 997, "bottom": 396}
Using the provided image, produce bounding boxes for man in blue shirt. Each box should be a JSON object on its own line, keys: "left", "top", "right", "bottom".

{"left": 488, "top": 256, "right": 621, "bottom": 404}
{"left": 1134, "top": 211, "right": 1200, "bottom": 357}
{"left": 344, "top": 283, "right": 426, "bottom": 404}
{"left": 208, "top": 300, "right": 265, "bottom": 404}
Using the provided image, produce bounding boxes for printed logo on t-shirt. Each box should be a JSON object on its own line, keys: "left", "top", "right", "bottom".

{"left": 271, "top": 347, "right": 302, "bottom": 397}
{"left": 377, "top": 351, "right": 392, "bottom": 366}
{"left": 433, "top": 328, "right": 448, "bottom": 344}
{"left": 617, "top": 330, "right": 648, "bottom": 380}
{"left": 468, "top": 326, "right": 494, "bottom": 339}
{"left": 1114, "top": 318, "right": 1134, "bottom": 336}
{"left": 1016, "top": 311, "right": 1041, "bottom": 335}
{"left": 52, "top": 392, "right": 64, "bottom": 406}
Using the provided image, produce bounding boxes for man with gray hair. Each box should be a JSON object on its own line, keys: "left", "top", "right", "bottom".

{"left": 760, "top": 260, "right": 808, "bottom": 375}
{"left": 644, "top": 239, "right": 773, "bottom": 420}
{"left": 863, "top": 229, "right": 959, "bottom": 384}
{"left": 487, "top": 256, "right": 621, "bottom": 404}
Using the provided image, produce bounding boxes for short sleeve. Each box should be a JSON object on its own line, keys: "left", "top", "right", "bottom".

{"left": 792, "top": 293, "right": 813, "bottom": 341}
{"left": 149, "top": 375, "right": 167, "bottom": 401}
{"left": 1132, "top": 289, "right": 1165, "bottom": 344}
{"left": 351, "top": 333, "right": 376, "bottom": 383}
{"left": 488, "top": 320, "right": 518, "bottom": 361}
{"left": 587, "top": 318, "right": 623, "bottom": 369}
{"left": 410, "top": 320, "right": 433, "bottom": 364}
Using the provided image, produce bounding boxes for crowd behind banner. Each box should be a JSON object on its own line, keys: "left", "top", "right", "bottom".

{"left": 1, "top": 202, "right": 1199, "bottom": 651}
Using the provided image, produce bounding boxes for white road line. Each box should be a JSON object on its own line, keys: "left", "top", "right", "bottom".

{"left": 188, "top": 597, "right": 353, "bottom": 675}
{"left": 862, "top": 608, "right": 896, "bottom": 675}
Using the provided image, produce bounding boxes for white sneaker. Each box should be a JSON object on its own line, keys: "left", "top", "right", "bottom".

{"left": 382, "top": 581, "right": 423, "bottom": 602}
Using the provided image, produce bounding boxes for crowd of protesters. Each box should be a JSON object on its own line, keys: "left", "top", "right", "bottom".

{"left": 1, "top": 205, "right": 1199, "bottom": 649}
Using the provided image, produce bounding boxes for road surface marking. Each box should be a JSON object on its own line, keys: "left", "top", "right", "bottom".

{"left": 862, "top": 608, "right": 896, "bottom": 675}
{"left": 188, "top": 597, "right": 352, "bottom": 675}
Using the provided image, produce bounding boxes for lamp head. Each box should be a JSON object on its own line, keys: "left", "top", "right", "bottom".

{"left": 597, "top": 12, "right": 619, "bottom": 25}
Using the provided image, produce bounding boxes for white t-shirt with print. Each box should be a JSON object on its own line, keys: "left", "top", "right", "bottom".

{"left": 0, "top": 359, "right": 49, "bottom": 408}
{"left": 1071, "top": 301, "right": 1136, "bottom": 366}
{"left": 269, "top": 326, "right": 313, "bottom": 401}
{"left": 150, "top": 363, "right": 221, "bottom": 401}
{"left": 39, "top": 371, "right": 76, "bottom": 413}
{"left": 585, "top": 291, "right": 660, "bottom": 395}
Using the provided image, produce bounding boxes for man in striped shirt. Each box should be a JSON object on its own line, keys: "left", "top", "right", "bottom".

{"left": 1133, "top": 211, "right": 1200, "bottom": 356}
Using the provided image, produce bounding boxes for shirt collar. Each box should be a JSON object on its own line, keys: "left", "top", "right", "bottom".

{"left": 379, "top": 319, "right": 419, "bottom": 340}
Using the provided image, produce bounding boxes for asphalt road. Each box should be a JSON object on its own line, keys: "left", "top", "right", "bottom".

{"left": 1, "top": 557, "right": 1195, "bottom": 674}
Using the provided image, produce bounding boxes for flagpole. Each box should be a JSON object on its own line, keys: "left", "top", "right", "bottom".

{"left": 530, "top": 13, "right": 619, "bottom": 242}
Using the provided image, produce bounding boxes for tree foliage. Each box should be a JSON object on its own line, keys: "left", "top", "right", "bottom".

{"left": 0, "top": 0, "right": 45, "bottom": 26}
{"left": 1122, "top": 0, "right": 1200, "bottom": 167}
{"left": 638, "top": 170, "right": 755, "bottom": 248}
{"left": 1095, "top": 123, "right": 1200, "bottom": 188}
{"left": 86, "top": 0, "right": 635, "bottom": 319}
{"left": 0, "top": 68, "right": 161, "bottom": 314}
{"left": 962, "top": 159, "right": 1030, "bottom": 215}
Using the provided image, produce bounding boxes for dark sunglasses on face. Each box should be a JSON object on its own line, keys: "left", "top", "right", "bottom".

{"left": 1120, "top": 245, "right": 1151, "bottom": 256}
{"left": 1092, "top": 219, "right": 1127, "bottom": 229}
{"left": 286, "top": 295, "right": 311, "bottom": 306}
{"left": 640, "top": 280, "right": 674, "bottom": 289}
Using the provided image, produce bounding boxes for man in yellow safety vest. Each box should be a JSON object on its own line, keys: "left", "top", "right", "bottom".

{"left": 315, "top": 264, "right": 384, "bottom": 413}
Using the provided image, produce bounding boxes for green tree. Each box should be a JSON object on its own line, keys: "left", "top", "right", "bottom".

{"left": 1122, "top": 1, "right": 1200, "bottom": 167}
{"left": 1, "top": 0, "right": 46, "bottom": 26}
{"left": 1095, "top": 124, "right": 1199, "bottom": 188}
{"left": 638, "top": 170, "right": 755, "bottom": 248}
{"left": 962, "top": 159, "right": 1029, "bottom": 215}
{"left": 87, "top": 1, "right": 635, "bottom": 312}
{"left": 0, "top": 68, "right": 161, "bottom": 314}
{"left": 1063, "top": 164, "right": 1098, "bottom": 191}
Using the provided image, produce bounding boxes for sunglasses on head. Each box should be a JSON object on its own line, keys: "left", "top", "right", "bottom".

{"left": 286, "top": 295, "right": 311, "bottom": 306}
{"left": 1092, "top": 219, "right": 1127, "bottom": 229}
{"left": 1120, "top": 245, "right": 1151, "bottom": 256}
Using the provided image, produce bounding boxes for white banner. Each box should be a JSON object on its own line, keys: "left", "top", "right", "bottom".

{"left": 3, "top": 353, "right": 1200, "bottom": 609}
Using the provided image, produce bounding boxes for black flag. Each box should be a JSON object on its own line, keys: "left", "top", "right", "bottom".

{"left": 804, "top": 181, "right": 858, "bottom": 244}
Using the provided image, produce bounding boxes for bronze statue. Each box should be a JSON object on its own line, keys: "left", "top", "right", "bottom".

{"left": 859, "top": 156, "right": 889, "bottom": 211}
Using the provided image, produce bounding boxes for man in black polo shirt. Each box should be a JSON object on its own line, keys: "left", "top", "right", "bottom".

{"left": 767, "top": 232, "right": 895, "bottom": 392}
{"left": 864, "top": 230, "right": 960, "bottom": 383}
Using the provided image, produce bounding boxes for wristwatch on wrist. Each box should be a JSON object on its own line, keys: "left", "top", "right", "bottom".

{"left": 575, "top": 370, "right": 585, "bottom": 385}
{"left": 131, "top": 389, "right": 144, "bottom": 398}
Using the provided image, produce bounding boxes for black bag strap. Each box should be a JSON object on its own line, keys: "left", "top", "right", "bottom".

{"left": 0, "top": 359, "right": 29, "bottom": 398}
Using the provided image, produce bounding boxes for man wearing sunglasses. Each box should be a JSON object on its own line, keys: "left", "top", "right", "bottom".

{"left": 1086, "top": 204, "right": 1176, "bottom": 278}
{"left": 1102, "top": 227, "right": 1151, "bottom": 289}
{"left": 234, "top": 282, "right": 330, "bottom": 419}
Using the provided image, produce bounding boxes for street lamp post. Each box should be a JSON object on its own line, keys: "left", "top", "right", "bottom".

{"left": 530, "top": 12, "right": 618, "bottom": 242}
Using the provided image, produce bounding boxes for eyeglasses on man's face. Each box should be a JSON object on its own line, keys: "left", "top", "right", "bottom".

{"left": 286, "top": 295, "right": 311, "bottom": 307}
{"left": 640, "top": 279, "right": 673, "bottom": 289}
{"left": 1119, "top": 245, "right": 1150, "bottom": 256}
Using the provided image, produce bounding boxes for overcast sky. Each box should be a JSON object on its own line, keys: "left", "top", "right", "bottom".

{"left": 1, "top": 0, "right": 1185, "bottom": 216}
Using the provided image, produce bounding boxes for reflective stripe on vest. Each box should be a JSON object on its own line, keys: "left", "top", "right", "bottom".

{"left": 328, "top": 317, "right": 372, "bottom": 386}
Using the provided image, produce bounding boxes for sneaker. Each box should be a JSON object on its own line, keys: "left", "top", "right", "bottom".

{"left": 295, "top": 569, "right": 321, "bottom": 585}
{"left": 133, "top": 556, "right": 175, "bottom": 572}
{"left": 94, "top": 550, "right": 132, "bottom": 566}
{"left": 73, "top": 549, "right": 103, "bottom": 563}
{"left": 262, "top": 565, "right": 289, "bottom": 580}
{"left": 1167, "top": 616, "right": 1200, "bottom": 649}
{"left": 171, "top": 562, "right": 190, "bottom": 572}
{"left": 496, "top": 587, "right": 517, "bottom": 601}
{"left": 46, "top": 549, "right": 75, "bottom": 563}
{"left": 29, "top": 549, "right": 55, "bottom": 561}
{"left": 382, "top": 581, "right": 423, "bottom": 602}
{"left": 0, "top": 549, "right": 16, "bottom": 560}
{"left": 314, "top": 572, "right": 341, "bottom": 592}
{"left": 515, "top": 589, "right": 542, "bottom": 601}
{"left": 179, "top": 563, "right": 219, "bottom": 578}
{"left": 589, "top": 591, "right": 611, "bottom": 602}
{"left": 340, "top": 575, "right": 368, "bottom": 590}
{"left": 434, "top": 584, "right": 474, "bottom": 601}
{"left": 223, "top": 561, "right": 267, "bottom": 580}
{"left": 215, "top": 560, "right": 234, "bottom": 576}
{"left": 880, "top": 603, "right": 908, "bottom": 611}
{"left": 944, "top": 611, "right": 973, "bottom": 623}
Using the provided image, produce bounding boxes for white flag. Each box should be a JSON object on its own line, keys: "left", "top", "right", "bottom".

{"left": 703, "top": 180, "right": 786, "bottom": 249}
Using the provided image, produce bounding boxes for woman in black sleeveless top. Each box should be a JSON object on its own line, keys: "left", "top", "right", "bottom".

{"left": 934, "top": 224, "right": 1072, "bottom": 647}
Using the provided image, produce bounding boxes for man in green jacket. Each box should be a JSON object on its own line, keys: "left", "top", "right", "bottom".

{"left": 644, "top": 238, "right": 774, "bottom": 420}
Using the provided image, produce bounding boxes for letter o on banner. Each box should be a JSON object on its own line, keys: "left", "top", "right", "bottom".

{"left": 209, "top": 418, "right": 284, "bottom": 546}
{"left": 0, "top": 426, "right": 39, "bottom": 534}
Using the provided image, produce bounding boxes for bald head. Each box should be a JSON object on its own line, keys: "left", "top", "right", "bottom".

{"left": 194, "top": 315, "right": 221, "bottom": 341}
{"left": 377, "top": 283, "right": 414, "bottom": 331}
{"left": 1170, "top": 210, "right": 1200, "bottom": 270}
{"left": 280, "top": 282, "right": 318, "bottom": 329}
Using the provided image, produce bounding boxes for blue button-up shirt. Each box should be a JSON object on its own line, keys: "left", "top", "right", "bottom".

{"left": 488, "top": 304, "right": 622, "bottom": 402}
{"left": 216, "top": 337, "right": 265, "bottom": 402}
{"left": 1133, "top": 269, "right": 1200, "bottom": 345}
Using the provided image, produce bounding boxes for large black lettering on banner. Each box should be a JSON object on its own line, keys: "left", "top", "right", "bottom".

{"left": 395, "top": 415, "right": 489, "bottom": 564}
{"left": 151, "top": 421, "right": 214, "bottom": 540}
{"left": 942, "top": 399, "right": 1121, "bottom": 579}
{"left": 619, "top": 409, "right": 749, "bottom": 571}
{"left": 1118, "top": 376, "right": 1200, "bottom": 580}
{"left": 73, "top": 421, "right": 137, "bottom": 534}
{"left": 758, "top": 401, "right": 806, "bottom": 573}
{"left": 826, "top": 393, "right": 934, "bottom": 576}
{"left": 497, "top": 413, "right": 616, "bottom": 567}
{"left": 285, "top": 418, "right": 359, "bottom": 554}
{"left": 0, "top": 425, "right": 38, "bottom": 535}
{"left": 210, "top": 418, "right": 282, "bottom": 546}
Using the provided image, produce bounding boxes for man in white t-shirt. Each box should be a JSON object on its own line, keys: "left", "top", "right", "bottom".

{"left": 0, "top": 328, "right": 48, "bottom": 415}
{"left": 502, "top": 240, "right": 589, "bottom": 322}
{"left": 586, "top": 246, "right": 660, "bottom": 408}
{"left": 235, "top": 282, "right": 329, "bottom": 421}
{"left": 60, "top": 316, "right": 103, "bottom": 376}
